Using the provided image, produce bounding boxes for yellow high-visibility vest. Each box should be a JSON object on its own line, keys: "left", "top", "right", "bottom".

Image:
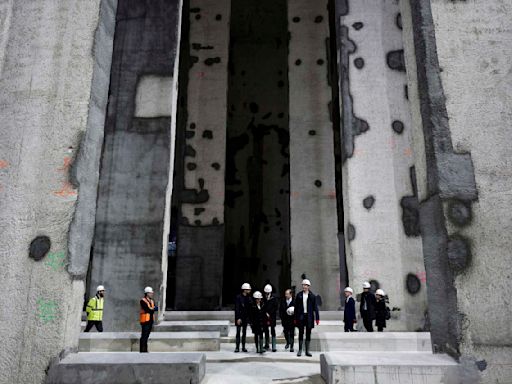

{"left": 86, "top": 296, "right": 104, "bottom": 321}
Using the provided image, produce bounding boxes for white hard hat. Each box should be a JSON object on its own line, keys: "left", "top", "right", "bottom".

{"left": 286, "top": 306, "right": 295, "bottom": 316}
{"left": 362, "top": 282, "right": 371, "bottom": 289}
{"left": 96, "top": 285, "right": 105, "bottom": 292}
{"left": 144, "top": 286, "right": 154, "bottom": 293}
{"left": 376, "top": 289, "right": 385, "bottom": 296}
{"left": 302, "top": 279, "right": 311, "bottom": 286}
{"left": 241, "top": 283, "right": 251, "bottom": 290}
{"left": 264, "top": 284, "right": 272, "bottom": 293}
{"left": 253, "top": 291, "right": 263, "bottom": 299}
{"left": 344, "top": 287, "right": 353, "bottom": 293}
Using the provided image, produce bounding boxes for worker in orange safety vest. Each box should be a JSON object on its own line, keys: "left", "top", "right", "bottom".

{"left": 139, "top": 286, "right": 158, "bottom": 353}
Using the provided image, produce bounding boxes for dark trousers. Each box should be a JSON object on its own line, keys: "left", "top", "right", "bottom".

{"left": 362, "top": 313, "right": 374, "bottom": 332}
{"left": 297, "top": 318, "right": 312, "bottom": 343}
{"left": 84, "top": 320, "right": 103, "bottom": 332}
{"left": 235, "top": 323, "right": 248, "bottom": 348}
{"left": 140, "top": 321, "right": 153, "bottom": 353}
{"left": 283, "top": 327, "right": 294, "bottom": 346}
{"left": 264, "top": 325, "right": 276, "bottom": 347}
{"left": 344, "top": 321, "right": 354, "bottom": 332}
{"left": 377, "top": 326, "right": 384, "bottom": 332}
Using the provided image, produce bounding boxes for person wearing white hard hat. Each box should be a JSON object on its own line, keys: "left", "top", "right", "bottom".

{"left": 84, "top": 285, "right": 105, "bottom": 332}
{"left": 250, "top": 291, "right": 266, "bottom": 354}
{"left": 360, "top": 282, "right": 376, "bottom": 332}
{"left": 279, "top": 289, "right": 295, "bottom": 352}
{"left": 263, "top": 283, "right": 279, "bottom": 352}
{"left": 234, "top": 283, "right": 252, "bottom": 352}
{"left": 343, "top": 287, "right": 356, "bottom": 332}
{"left": 139, "top": 286, "right": 158, "bottom": 352}
{"left": 375, "top": 289, "right": 388, "bottom": 332}
{"left": 294, "top": 278, "right": 319, "bottom": 357}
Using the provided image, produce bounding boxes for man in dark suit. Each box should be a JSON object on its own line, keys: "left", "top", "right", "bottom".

{"left": 234, "top": 283, "right": 252, "bottom": 352}
{"left": 360, "top": 281, "right": 376, "bottom": 332}
{"left": 343, "top": 287, "right": 356, "bottom": 332}
{"left": 294, "top": 279, "right": 319, "bottom": 357}
{"left": 279, "top": 289, "right": 295, "bottom": 352}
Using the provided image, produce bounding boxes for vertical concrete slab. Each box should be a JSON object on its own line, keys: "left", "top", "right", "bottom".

{"left": 174, "top": 0, "right": 230, "bottom": 309}
{"left": 90, "top": 0, "right": 183, "bottom": 330}
{"left": 403, "top": 0, "right": 512, "bottom": 380}
{"left": 288, "top": 0, "right": 340, "bottom": 309}
{"left": 0, "top": 1, "right": 117, "bottom": 383}
{"left": 338, "top": 0, "right": 427, "bottom": 329}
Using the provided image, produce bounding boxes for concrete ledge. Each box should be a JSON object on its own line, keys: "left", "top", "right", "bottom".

{"left": 311, "top": 332, "right": 432, "bottom": 352}
{"left": 45, "top": 352, "right": 205, "bottom": 384}
{"left": 155, "top": 320, "right": 230, "bottom": 336}
{"left": 320, "top": 352, "right": 460, "bottom": 384}
{"left": 79, "top": 331, "right": 220, "bottom": 352}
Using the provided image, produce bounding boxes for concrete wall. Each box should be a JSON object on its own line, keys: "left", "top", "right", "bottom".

{"left": 174, "top": 0, "right": 230, "bottom": 310}
{"left": 288, "top": 0, "right": 341, "bottom": 310}
{"left": 90, "top": 0, "right": 183, "bottom": 330}
{"left": 0, "top": 1, "right": 117, "bottom": 383}
{"left": 402, "top": 0, "right": 512, "bottom": 381}
{"left": 223, "top": 0, "right": 291, "bottom": 300}
{"left": 337, "top": 0, "right": 427, "bottom": 328}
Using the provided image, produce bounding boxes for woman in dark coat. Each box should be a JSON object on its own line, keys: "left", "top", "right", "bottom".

{"left": 375, "top": 289, "right": 387, "bottom": 332}
{"left": 279, "top": 289, "right": 295, "bottom": 352}
{"left": 250, "top": 291, "right": 266, "bottom": 353}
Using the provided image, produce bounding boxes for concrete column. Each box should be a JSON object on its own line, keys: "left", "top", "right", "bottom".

{"left": 403, "top": 0, "right": 512, "bottom": 380}
{"left": 0, "top": 1, "right": 117, "bottom": 383}
{"left": 338, "top": 0, "right": 427, "bottom": 330}
{"left": 174, "top": 0, "right": 230, "bottom": 310}
{"left": 90, "top": 0, "right": 183, "bottom": 329}
{"left": 288, "top": 0, "right": 341, "bottom": 310}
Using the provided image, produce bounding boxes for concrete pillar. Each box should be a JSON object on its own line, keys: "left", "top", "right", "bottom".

{"left": 0, "top": 0, "right": 117, "bottom": 383}
{"left": 288, "top": 0, "right": 341, "bottom": 310}
{"left": 338, "top": 0, "right": 427, "bottom": 330}
{"left": 403, "top": 0, "right": 512, "bottom": 380}
{"left": 174, "top": 0, "right": 231, "bottom": 310}
{"left": 90, "top": 0, "right": 183, "bottom": 329}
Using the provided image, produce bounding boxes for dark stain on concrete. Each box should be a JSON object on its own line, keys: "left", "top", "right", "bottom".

{"left": 387, "top": 50, "right": 406, "bottom": 72}
{"left": 392, "top": 120, "right": 404, "bottom": 134}
{"left": 401, "top": 166, "right": 421, "bottom": 237}
{"left": 194, "top": 208, "right": 205, "bottom": 216}
{"left": 315, "top": 15, "right": 323, "bottom": 23}
{"left": 363, "top": 195, "right": 375, "bottom": 210}
{"left": 204, "top": 57, "right": 221, "bottom": 66}
{"left": 447, "top": 235, "right": 471, "bottom": 272}
{"left": 211, "top": 162, "right": 221, "bottom": 170}
{"left": 185, "top": 145, "right": 196, "bottom": 157}
{"left": 406, "top": 273, "right": 421, "bottom": 295}
{"left": 447, "top": 200, "right": 472, "bottom": 226}
{"left": 354, "top": 57, "right": 364, "bottom": 69}
{"left": 202, "top": 130, "right": 213, "bottom": 139}
{"left": 347, "top": 223, "right": 356, "bottom": 241}
{"left": 396, "top": 13, "right": 402, "bottom": 30}
{"left": 352, "top": 22, "right": 363, "bottom": 30}
{"left": 29, "top": 236, "right": 51, "bottom": 261}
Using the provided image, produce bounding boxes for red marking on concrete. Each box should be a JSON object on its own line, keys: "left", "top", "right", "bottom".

{"left": 197, "top": 72, "right": 205, "bottom": 78}
{"left": 388, "top": 138, "right": 397, "bottom": 150}
{"left": 57, "top": 157, "right": 72, "bottom": 172}
{"left": 404, "top": 148, "right": 413, "bottom": 157}
{"left": 53, "top": 181, "right": 77, "bottom": 197}
{"left": 416, "top": 271, "right": 427, "bottom": 283}
{"left": 291, "top": 191, "right": 300, "bottom": 198}
{"left": 0, "top": 160, "right": 9, "bottom": 169}
{"left": 353, "top": 148, "right": 365, "bottom": 157}
{"left": 327, "top": 190, "right": 337, "bottom": 198}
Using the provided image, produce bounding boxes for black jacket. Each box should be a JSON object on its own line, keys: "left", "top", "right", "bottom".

{"left": 294, "top": 291, "right": 320, "bottom": 328}
{"left": 375, "top": 299, "right": 387, "bottom": 327}
{"left": 250, "top": 302, "right": 267, "bottom": 334}
{"left": 360, "top": 291, "right": 376, "bottom": 320}
{"left": 264, "top": 293, "right": 279, "bottom": 327}
{"left": 344, "top": 296, "right": 356, "bottom": 324}
{"left": 235, "top": 293, "right": 252, "bottom": 323}
{"left": 279, "top": 297, "right": 295, "bottom": 329}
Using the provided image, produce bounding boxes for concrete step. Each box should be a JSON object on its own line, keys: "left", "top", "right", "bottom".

{"left": 320, "top": 351, "right": 461, "bottom": 384}
{"left": 79, "top": 331, "right": 220, "bottom": 352}
{"left": 164, "top": 310, "right": 345, "bottom": 321}
{"left": 155, "top": 320, "right": 230, "bottom": 336}
{"left": 45, "top": 352, "right": 205, "bottom": 384}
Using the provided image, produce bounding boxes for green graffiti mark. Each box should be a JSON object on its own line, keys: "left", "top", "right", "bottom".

{"left": 45, "top": 251, "right": 66, "bottom": 271}
{"left": 37, "top": 298, "right": 59, "bottom": 324}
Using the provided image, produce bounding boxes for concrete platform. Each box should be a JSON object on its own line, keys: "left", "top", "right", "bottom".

{"left": 311, "top": 332, "right": 432, "bottom": 352}
{"left": 79, "top": 331, "right": 220, "bottom": 352}
{"left": 45, "top": 352, "right": 205, "bottom": 384}
{"left": 320, "top": 352, "right": 461, "bottom": 384}
{"left": 155, "top": 320, "right": 230, "bottom": 336}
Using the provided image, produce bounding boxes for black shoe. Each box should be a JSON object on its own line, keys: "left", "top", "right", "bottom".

{"left": 285, "top": 343, "right": 289, "bottom": 349}
{"left": 242, "top": 348, "right": 248, "bottom": 352}
{"left": 297, "top": 349, "right": 302, "bottom": 356}
{"left": 290, "top": 347, "right": 294, "bottom": 352}
{"left": 234, "top": 348, "right": 240, "bottom": 353}
{"left": 305, "top": 341, "right": 312, "bottom": 357}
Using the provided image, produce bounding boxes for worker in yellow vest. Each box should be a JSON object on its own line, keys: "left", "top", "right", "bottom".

{"left": 140, "top": 286, "right": 158, "bottom": 353}
{"left": 85, "top": 285, "right": 105, "bottom": 332}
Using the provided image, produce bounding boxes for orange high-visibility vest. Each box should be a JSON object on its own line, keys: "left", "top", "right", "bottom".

{"left": 140, "top": 297, "right": 155, "bottom": 324}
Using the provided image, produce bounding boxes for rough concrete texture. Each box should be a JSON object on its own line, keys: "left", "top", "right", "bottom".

{"left": 45, "top": 352, "right": 206, "bottom": 384}
{"left": 173, "top": 0, "right": 230, "bottom": 309}
{"left": 288, "top": 0, "right": 340, "bottom": 310}
{"left": 339, "top": 0, "right": 427, "bottom": 329}
{"left": 320, "top": 352, "right": 461, "bottom": 384}
{"left": 90, "top": 0, "right": 182, "bottom": 329}
{"left": 0, "top": 1, "right": 117, "bottom": 384}
{"left": 430, "top": 0, "right": 512, "bottom": 382}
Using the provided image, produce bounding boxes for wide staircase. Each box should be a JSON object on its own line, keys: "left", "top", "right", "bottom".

{"left": 46, "top": 311, "right": 462, "bottom": 384}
